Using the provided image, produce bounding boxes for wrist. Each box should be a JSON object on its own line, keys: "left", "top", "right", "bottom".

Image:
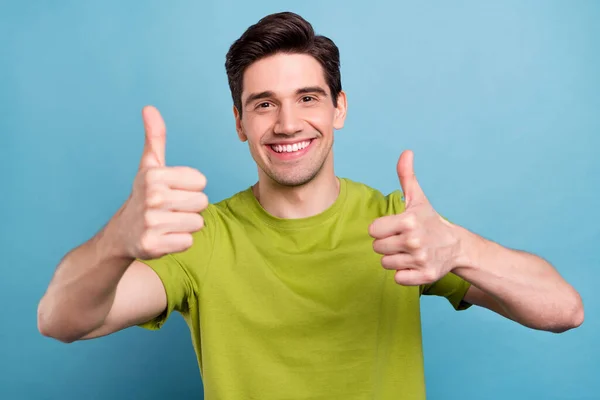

{"left": 96, "top": 203, "right": 134, "bottom": 262}
{"left": 449, "top": 224, "right": 485, "bottom": 275}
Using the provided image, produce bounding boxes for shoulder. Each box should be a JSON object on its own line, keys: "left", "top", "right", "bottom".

{"left": 176, "top": 188, "right": 253, "bottom": 267}
{"left": 341, "top": 178, "right": 406, "bottom": 216}
{"left": 200, "top": 186, "right": 254, "bottom": 227}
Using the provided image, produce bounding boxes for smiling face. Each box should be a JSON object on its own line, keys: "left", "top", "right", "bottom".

{"left": 234, "top": 53, "right": 347, "bottom": 187}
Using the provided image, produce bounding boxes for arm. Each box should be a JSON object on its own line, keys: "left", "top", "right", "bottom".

{"left": 370, "top": 150, "right": 583, "bottom": 334}
{"left": 37, "top": 219, "right": 167, "bottom": 342}
{"left": 454, "top": 227, "right": 584, "bottom": 333}
{"left": 80, "top": 261, "right": 167, "bottom": 340}
{"left": 38, "top": 106, "right": 208, "bottom": 342}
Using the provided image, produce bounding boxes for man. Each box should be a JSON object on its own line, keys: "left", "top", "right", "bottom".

{"left": 38, "top": 11, "right": 583, "bottom": 400}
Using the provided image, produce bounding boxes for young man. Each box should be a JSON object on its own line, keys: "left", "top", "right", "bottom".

{"left": 38, "top": 12, "right": 583, "bottom": 400}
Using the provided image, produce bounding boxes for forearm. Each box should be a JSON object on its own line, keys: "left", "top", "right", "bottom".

{"left": 38, "top": 212, "right": 132, "bottom": 342}
{"left": 452, "top": 225, "right": 584, "bottom": 332}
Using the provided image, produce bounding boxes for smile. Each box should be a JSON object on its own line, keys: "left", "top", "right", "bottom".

{"left": 269, "top": 139, "right": 312, "bottom": 153}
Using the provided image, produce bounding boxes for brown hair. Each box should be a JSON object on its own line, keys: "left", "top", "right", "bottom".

{"left": 225, "top": 12, "right": 342, "bottom": 116}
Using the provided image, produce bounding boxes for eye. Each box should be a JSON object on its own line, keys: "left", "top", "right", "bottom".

{"left": 301, "top": 96, "right": 315, "bottom": 103}
{"left": 257, "top": 102, "right": 271, "bottom": 108}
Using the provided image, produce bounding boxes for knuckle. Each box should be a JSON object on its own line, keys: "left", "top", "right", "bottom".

{"left": 196, "top": 171, "right": 207, "bottom": 190}
{"left": 144, "top": 168, "right": 159, "bottom": 186}
{"left": 145, "top": 189, "right": 164, "bottom": 208}
{"left": 422, "top": 269, "right": 438, "bottom": 282}
{"left": 406, "top": 236, "right": 421, "bottom": 250}
{"left": 404, "top": 214, "right": 417, "bottom": 230}
{"left": 193, "top": 214, "right": 205, "bottom": 231}
{"left": 394, "top": 272, "right": 406, "bottom": 285}
{"left": 142, "top": 210, "right": 158, "bottom": 229}
{"left": 368, "top": 222, "right": 377, "bottom": 238}
{"left": 372, "top": 239, "right": 380, "bottom": 253}
{"left": 138, "top": 232, "right": 158, "bottom": 258}
{"left": 197, "top": 192, "right": 209, "bottom": 210}
{"left": 380, "top": 255, "right": 391, "bottom": 269}
{"left": 414, "top": 250, "right": 428, "bottom": 266}
{"left": 181, "top": 233, "right": 194, "bottom": 249}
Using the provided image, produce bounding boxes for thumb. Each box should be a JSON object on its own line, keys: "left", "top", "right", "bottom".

{"left": 397, "top": 150, "right": 427, "bottom": 208}
{"left": 139, "top": 105, "right": 166, "bottom": 170}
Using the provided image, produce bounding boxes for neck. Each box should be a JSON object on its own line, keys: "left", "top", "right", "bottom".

{"left": 252, "top": 164, "right": 340, "bottom": 220}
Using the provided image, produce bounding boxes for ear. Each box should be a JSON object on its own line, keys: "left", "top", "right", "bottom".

{"left": 333, "top": 91, "right": 347, "bottom": 130}
{"left": 233, "top": 106, "right": 247, "bottom": 142}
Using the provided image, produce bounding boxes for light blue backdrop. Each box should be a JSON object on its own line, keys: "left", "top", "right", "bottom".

{"left": 1, "top": 1, "right": 598, "bottom": 399}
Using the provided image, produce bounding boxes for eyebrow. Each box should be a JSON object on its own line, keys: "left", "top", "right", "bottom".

{"left": 244, "top": 86, "right": 329, "bottom": 108}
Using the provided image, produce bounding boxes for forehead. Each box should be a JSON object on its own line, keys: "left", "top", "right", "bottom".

{"left": 242, "top": 53, "right": 328, "bottom": 98}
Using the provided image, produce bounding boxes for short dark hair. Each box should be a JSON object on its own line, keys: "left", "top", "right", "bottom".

{"left": 225, "top": 12, "right": 342, "bottom": 116}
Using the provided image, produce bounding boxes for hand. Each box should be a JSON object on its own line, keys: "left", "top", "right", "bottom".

{"left": 369, "top": 150, "right": 461, "bottom": 286}
{"left": 115, "top": 106, "right": 209, "bottom": 260}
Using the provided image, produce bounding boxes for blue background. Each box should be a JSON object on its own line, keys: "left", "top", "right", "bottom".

{"left": 1, "top": 1, "right": 598, "bottom": 399}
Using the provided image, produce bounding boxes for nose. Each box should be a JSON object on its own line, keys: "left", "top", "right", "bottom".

{"left": 274, "top": 103, "right": 303, "bottom": 136}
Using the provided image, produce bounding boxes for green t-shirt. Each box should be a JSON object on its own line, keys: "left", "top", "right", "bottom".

{"left": 138, "top": 177, "right": 472, "bottom": 399}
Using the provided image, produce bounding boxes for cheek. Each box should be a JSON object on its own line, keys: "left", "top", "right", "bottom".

{"left": 303, "top": 108, "right": 335, "bottom": 132}
{"left": 243, "top": 115, "right": 272, "bottom": 142}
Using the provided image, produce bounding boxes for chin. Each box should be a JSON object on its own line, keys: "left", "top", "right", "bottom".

{"left": 269, "top": 168, "right": 321, "bottom": 188}
{"left": 271, "top": 175, "right": 315, "bottom": 188}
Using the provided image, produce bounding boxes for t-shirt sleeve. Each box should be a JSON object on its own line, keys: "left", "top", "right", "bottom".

{"left": 136, "top": 205, "right": 218, "bottom": 330}
{"left": 136, "top": 254, "right": 193, "bottom": 330}
{"left": 420, "top": 272, "right": 472, "bottom": 311}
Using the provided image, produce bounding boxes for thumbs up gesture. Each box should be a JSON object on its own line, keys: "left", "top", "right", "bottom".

{"left": 369, "top": 150, "right": 460, "bottom": 286}
{"left": 115, "top": 106, "right": 209, "bottom": 260}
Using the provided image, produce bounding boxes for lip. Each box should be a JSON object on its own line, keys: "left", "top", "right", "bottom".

{"left": 266, "top": 138, "right": 315, "bottom": 160}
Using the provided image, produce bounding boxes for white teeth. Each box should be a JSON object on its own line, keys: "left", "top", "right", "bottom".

{"left": 270, "top": 140, "right": 311, "bottom": 153}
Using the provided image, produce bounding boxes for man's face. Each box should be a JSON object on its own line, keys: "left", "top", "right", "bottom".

{"left": 234, "top": 53, "right": 347, "bottom": 187}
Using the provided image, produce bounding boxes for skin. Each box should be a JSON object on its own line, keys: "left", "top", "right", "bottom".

{"left": 234, "top": 53, "right": 347, "bottom": 219}
{"left": 370, "top": 150, "right": 584, "bottom": 332}
{"left": 37, "top": 51, "right": 583, "bottom": 345}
